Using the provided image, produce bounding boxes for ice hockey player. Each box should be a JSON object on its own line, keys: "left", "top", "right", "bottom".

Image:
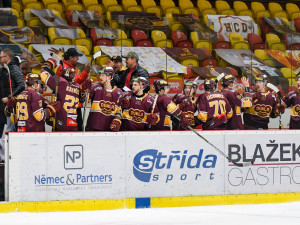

{"left": 5, "top": 73, "right": 61, "bottom": 132}
{"left": 243, "top": 74, "right": 281, "bottom": 130}
{"left": 40, "top": 67, "right": 91, "bottom": 131}
{"left": 172, "top": 80, "right": 197, "bottom": 129}
{"left": 121, "top": 77, "right": 159, "bottom": 130}
{"left": 196, "top": 78, "right": 233, "bottom": 130}
{"left": 220, "top": 75, "right": 251, "bottom": 130}
{"left": 85, "top": 67, "right": 123, "bottom": 131}
{"left": 281, "top": 74, "right": 300, "bottom": 129}
{"left": 151, "top": 79, "right": 189, "bottom": 130}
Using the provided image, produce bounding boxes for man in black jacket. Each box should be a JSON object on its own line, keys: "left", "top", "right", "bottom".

{"left": 0, "top": 48, "right": 25, "bottom": 132}
{"left": 113, "top": 51, "right": 150, "bottom": 92}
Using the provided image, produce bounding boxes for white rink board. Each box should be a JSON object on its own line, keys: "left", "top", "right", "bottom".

{"left": 6, "top": 130, "right": 300, "bottom": 202}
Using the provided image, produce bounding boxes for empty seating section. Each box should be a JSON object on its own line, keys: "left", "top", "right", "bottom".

{"left": 5, "top": 0, "right": 300, "bottom": 83}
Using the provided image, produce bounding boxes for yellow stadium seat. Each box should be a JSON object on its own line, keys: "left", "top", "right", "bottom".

{"left": 141, "top": 0, "right": 162, "bottom": 17}
{"left": 151, "top": 30, "right": 173, "bottom": 47}
{"left": 266, "top": 33, "right": 286, "bottom": 50}
{"left": 198, "top": 0, "right": 217, "bottom": 17}
{"left": 178, "top": 0, "right": 199, "bottom": 17}
{"left": 42, "top": 0, "right": 57, "bottom": 7}
{"left": 254, "top": 49, "right": 275, "bottom": 67}
{"left": 155, "top": 39, "right": 173, "bottom": 47}
{"left": 17, "top": 18, "right": 25, "bottom": 28}
{"left": 48, "top": 27, "right": 72, "bottom": 45}
{"left": 25, "top": 2, "right": 44, "bottom": 9}
{"left": 160, "top": 0, "right": 181, "bottom": 15}
{"left": 171, "top": 23, "right": 186, "bottom": 32}
{"left": 229, "top": 33, "right": 250, "bottom": 50}
{"left": 102, "top": 0, "right": 124, "bottom": 12}
{"left": 180, "top": 58, "right": 199, "bottom": 67}
{"left": 46, "top": 3, "right": 65, "bottom": 19}
{"left": 10, "top": 8, "right": 19, "bottom": 17}
{"left": 12, "top": 1, "right": 23, "bottom": 13}
{"left": 73, "top": 38, "right": 92, "bottom": 52}
{"left": 281, "top": 67, "right": 296, "bottom": 79}
{"left": 121, "top": 0, "right": 142, "bottom": 12}
{"left": 114, "top": 39, "right": 134, "bottom": 47}
{"left": 86, "top": 4, "right": 105, "bottom": 15}
{"left": 195, "top": 40, "right": 212, "bottom": 52}
{"left": 268, "top": 2, "right": 288, "bottom": 20}
{"left": 76, "top": 45, "right": 90, "bottom": 56}
{"left": 95, "top": 55, "right": 110, "bottom": 66}
{"left": 286, "top": 3, "right": 300, "bottom": 21}
{"left": 215, "top": 0, "right": 235, "bottom": 15}
{"left": 106, "top": 11, "right": 119, "bottom": 28}
{"left": 233, "top": 1, "right": 254, "bottom": 18}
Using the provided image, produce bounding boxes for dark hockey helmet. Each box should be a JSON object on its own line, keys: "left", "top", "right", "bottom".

{"left": 255, "top": 74, "right": 267, "bottom": 84}
{"left": 62, "top": 67, "right": 76, "bottom": 82}
{"left": 221, "top": 74, "right": 236, "bottom": 87}
{"left": 204, "top": 78, "right": 217, "bottom": 91}
{"left": 25, "top": 73, "right": 40, "bottom": 86}
{"left": 183, "top": 80, "right": 197, "bottom": 91}
{"left": 153, "top": 79, "right": 169, "bottom": 93}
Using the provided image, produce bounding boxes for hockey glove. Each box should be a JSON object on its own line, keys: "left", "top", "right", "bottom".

{"left": 110, "top": 118, "right": 122, "bottom": 132}
{"left": 179, "top": 101, "right": 190, "bottom": 112}
{"left": 45, "top": 101, "right": 61, "bottom": 118}
{"left": 81, "top": 79, "right": 92, "bottom": 91}
{"left": 276, "top": 104, "right": 285, "bottom": 114}
{"left": 146, "top": 113, "right": 159, "bottom": 125}
{"left": 7, "top": 98, "right": 16, "bottom": 109}
{"left": 179, "top": 113, "right": 190, "bottom": 130}
{"left": 121, "top": 97, "right": 130, "bottom": 109}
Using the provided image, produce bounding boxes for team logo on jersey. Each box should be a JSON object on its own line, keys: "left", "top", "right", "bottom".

{"left": 129, "top": 108, "right": 145, "bottom": 123}
{"left": 254, "top": 104, "right": 272, "bottom": 117}
{"left": 99, "top": 100, "right": 116, "bottom": 115}
{"left": 295, "top": 105, "right": 300, "bottom": 115}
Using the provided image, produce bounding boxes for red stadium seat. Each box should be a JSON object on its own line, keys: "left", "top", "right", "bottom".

{"left": 295, "top": 18, "right": 300, "bottom": 33}
{"left": 171, "top": 31, "right": 193, "bottom": 48}
{"left": 214, "top": 41, "right": 231, "bottom": 49}
{"left": 131, "top": 29, "right": 153, "bottom": 47}
{"left": 258, "top": 17, "right": 272, "bottom": 40}
{"left": 90, "top": 29, "right": 114, "bottom": 46}
{"left": 201, "top": 58, "right": 218, "bottom": 67}
{"left": 247, "top": 33, "right": 266, "bottom": 50}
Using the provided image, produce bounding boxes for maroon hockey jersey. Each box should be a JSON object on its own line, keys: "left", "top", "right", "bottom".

{"left": 41, "top": 73, "right": 80, "bottom": 131}
{"left": 282, "top": 90, "right": 300, "bottom": 129}
{"left": 172, "top": 93, "right": 196, "bottom": 129}
{"left": 196, "top": 92, "right": 233, "bottom": 130}
{"left": 122, "top": 93, "right": 159, "bottom": 131}
{"left": 221, "top": 88, "right": 243, "bottom": 130}
{"left": 243, "top": 91, "right": 279, "bottom": 129}
{"left": 86, "top": 84, "right": 123, "bottom": 131}
{"left": 15, "top": 90, "right": 47, "bottom": 132}
{"left": 151, "top": 95, "right": 181, "bottom": 130}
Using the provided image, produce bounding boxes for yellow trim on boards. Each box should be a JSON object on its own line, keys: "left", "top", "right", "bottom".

{"left": 151, "top": 193, "right": 300, "bottom": 208}
{"left": 0, "top": 193, "right": 300, "bottom": 213}
{"left": 0, "top": 198, "right": 136, "bottom": 213}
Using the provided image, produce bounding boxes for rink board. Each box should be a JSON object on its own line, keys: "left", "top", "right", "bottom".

{"left": 3, "top": 130, "right": 300, "bottom": 211}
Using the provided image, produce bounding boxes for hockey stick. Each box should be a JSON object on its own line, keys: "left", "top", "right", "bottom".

{"left": 266, "top": 83, "right": 282, "bottom": 129}
{"left": 174, "top": 116, "right": 253, "bottom": 167}
{"left": 82, "top": 51, "right": 102, "bottom": 131}
{"left": 148, "top": 94, "right": 158, "bottom": 129}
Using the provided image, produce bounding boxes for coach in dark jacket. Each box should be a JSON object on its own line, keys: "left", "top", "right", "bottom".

{"left": 0, "top": 48, "right": 25, "bottom": 132}
{"left": 112, "top": 51, "right": 150, "bottom": 92}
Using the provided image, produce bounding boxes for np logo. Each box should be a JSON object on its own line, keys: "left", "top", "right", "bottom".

{"left": 64, "top": 145, "right": 84, "bottom": 170}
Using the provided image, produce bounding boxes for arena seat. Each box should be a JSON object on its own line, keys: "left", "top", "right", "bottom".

{"left": 141, "top": 0, "right": 163, "bottom": 17}
{"left": 229, "top": 33, "right": 250, "bottom": 50}
{"left": 114, "top": 29, "right": 134, "bottom": 47}
{"left": 151, "top": 30, "right": 173, "bottom": 47}
{"left": 131, "top": 30, "right": 153, "bottom": 47}
{"left": 286, "top": 3, "right": 300, "bottom": 21}
{"left": 12, "top": 1, "right": 23, "bottom": 12}
{"left": 197, "top": 0, "right": 217, "bottom": 18}
{"left": 45, "top": 3, "right": 65, "bottom": 18}
{"left": 233, "top": 1, "right": 253, "bottom": 18}
{"left": 247, "top": 33, "right": 266, "bottom": 50}
{"left": 254, "top": 49, "right": 275, "bottom": 67}
{"left": 122, "top": 0, "right": 142, "bottom": 12}
{"left": 180, "top": 58, "right": 199, "bottom": 67}
{"left": 215, "top": 0, "right": 235, "bottom": 16}
{"left": 160, "top": 0, "right": 181, "bottom": 15}
{"left": 102, "top": 0, "right": 124, "bottom": 12}
{"left": 251, "top": 2, "right": 271, "bottom": 21}
{"left": 268, "top": 2, "right": 289, "bottom": 20}
{"left": 83, "top": 0, "right": 105, "bottom": 15}
{"left": 201, "top": 58, "right": 218, "bottom": 67}
{"left": 178, "top": 0, "right": 199, "bottom": 17}
{"left": 61, "top": 0, "right": 84, "bottom": 11}
{"left": 106, "top": 11, "right": 120, "bottom": 29}
{"left": 25, "top": 2, "right": 44, "bottom": 10}
{"left": 90, "top": 29, "right": 114, "bottom": 46}
{"left": 266, "top": 33, "right": 286, "bottom": 50}
{"left": 281, "top": 67, "right": 296, "bottom": 80}
{"left": 171, "top": 31, "right": 193, "bottom": 48}
{"left": 48, "top": 27, "right": 72, "bottom": 45}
